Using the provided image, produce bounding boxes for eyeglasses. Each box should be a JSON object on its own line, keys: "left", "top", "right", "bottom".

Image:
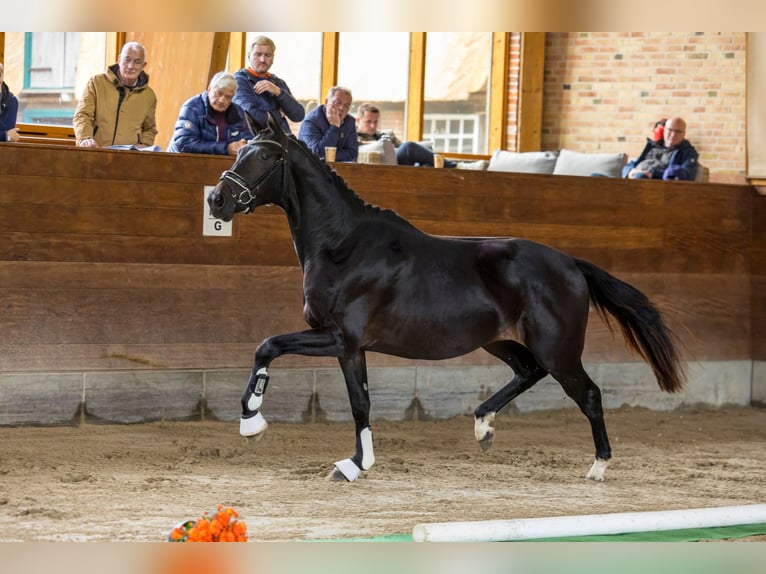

{"left": 121, "top": 58, "right": 145, "bottom": 68}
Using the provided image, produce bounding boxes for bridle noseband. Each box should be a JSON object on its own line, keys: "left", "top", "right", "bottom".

{"left": 219, "top": 139, "right": 286, "bottom": 212}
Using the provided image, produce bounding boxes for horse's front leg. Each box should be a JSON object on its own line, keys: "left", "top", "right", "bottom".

{"left": 329, "top": 351, "right": 375, "bottom": 482}
{"left": 240, "top": 328, "right": 345, "bottom": 438}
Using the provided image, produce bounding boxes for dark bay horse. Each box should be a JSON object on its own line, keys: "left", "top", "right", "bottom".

{"left": 207, "top": 112, "right": 685, "bottom": 483}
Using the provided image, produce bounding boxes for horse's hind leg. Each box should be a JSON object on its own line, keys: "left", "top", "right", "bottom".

{"left": 547, "top": 363, "right": 612, "bottom": 481}
{"left": 474, "top": 340, "right": 548, "bottom": 451}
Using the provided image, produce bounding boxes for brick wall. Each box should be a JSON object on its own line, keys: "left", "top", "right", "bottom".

{"left": 506, "top": 32, "right": 522, "bottom": 150}
{"left": 538, "top": 32, "right": 747, "bottom": 182}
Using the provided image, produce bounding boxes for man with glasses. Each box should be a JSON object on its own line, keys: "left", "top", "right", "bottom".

{"left": 622, "top": 117, "right": 699, "bottom": 180}
{"left": 298, "top": 86, "right": 358, "bottom": 162}
{"left": 73, "top": 41, "right": 158, "bottom": 148}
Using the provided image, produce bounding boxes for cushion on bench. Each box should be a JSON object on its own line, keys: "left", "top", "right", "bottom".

{"left": 359, "top": 139, "right": 397, "bottom": 165}
{"left": 488, "top": 150, "right": 559, "bottom": 174}
{"left": 553, "top": 148, "right": 628, "bottom": 177}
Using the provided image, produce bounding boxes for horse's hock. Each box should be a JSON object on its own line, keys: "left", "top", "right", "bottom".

{"left": 0, "top": 143, "right": 764, "bottom": 426}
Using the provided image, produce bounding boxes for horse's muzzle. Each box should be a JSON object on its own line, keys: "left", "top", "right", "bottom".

{"left": 207, "top": 186, "right": 232, "bottom": 221}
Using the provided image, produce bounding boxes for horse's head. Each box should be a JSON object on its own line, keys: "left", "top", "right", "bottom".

{"left": 208, "top": 111, "right": 289, "bottom": 222}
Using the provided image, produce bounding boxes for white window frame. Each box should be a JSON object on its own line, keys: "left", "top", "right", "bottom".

{"left": 422, "top": 113, "right": 481, "bottom": 154}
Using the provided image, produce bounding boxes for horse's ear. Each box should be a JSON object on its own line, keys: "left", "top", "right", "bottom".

{"left": 266, "top": 111, "right": 288, "bottom": 145}
{"left": 244, "top": 111, "right": 266, "bottom": 137}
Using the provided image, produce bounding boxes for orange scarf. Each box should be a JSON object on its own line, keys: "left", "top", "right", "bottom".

{"left": 247, "top": 67, "right": 271, "bottom": 79}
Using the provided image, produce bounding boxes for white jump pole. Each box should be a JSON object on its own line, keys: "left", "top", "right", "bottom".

{"left": 412, "top": 504, "right": 766, "bottom": 542}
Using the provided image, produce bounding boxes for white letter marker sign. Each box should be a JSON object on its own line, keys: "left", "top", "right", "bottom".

{"left": 203, "top": 185, "right": 233, "bottom": 236}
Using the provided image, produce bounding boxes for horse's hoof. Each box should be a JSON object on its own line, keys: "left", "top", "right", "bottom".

{"left": 327, "top": 467, "right": 348, "bottom": 482}
{"left": 240, "top": 411, "right": 268, "bottom": 438}
{"left": 585, "top": 458, "right": 609, "bottom": 482}
{"left": 474, "top": 413, "right": 496, "bottom": 451}
{"left": 477, "top": 431, "right": 494, "bottom": 451}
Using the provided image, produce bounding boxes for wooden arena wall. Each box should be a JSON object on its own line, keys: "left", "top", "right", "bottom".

{"left": 0, "top": 144, "right": 763, "bottom": 425}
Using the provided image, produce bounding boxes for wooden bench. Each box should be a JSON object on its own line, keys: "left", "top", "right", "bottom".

{"left": 16, "top": 125, "right": 77, "bottom": 146}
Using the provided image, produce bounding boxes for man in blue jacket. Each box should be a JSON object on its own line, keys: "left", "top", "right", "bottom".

{"left": 623, "top": 117, "right": 699, "bottom": 180}
{"left": 167, "top": 71, "right": 252, "bottom": 155}
{"left": 233, "top": 36, "right": 305, "bottom": 134}
{"left": 298, "top": 86, "right": 358, "bottom": 162}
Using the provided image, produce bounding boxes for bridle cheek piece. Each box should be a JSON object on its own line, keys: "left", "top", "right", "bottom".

{"left": 219, "top": 139, "right": 286, "bottom": 213}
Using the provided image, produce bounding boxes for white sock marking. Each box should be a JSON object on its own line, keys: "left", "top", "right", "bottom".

{"left": 586, "top": 458, "right": 609, "bottom": 482}
{"left": 474, "top": 412, "right": 496, "bottom": 442}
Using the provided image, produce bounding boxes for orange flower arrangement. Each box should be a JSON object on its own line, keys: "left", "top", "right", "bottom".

{"left": 169, "top": 505, "right": 248, "bottom": 542}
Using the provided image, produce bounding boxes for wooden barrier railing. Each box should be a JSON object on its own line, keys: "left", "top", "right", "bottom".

{"left": 0, "top": 143, "right": 763, "bottom": 375}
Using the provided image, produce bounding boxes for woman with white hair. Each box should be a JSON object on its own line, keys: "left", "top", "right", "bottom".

{"left": 167, "top": 71, "right": 253, "bottom": 155}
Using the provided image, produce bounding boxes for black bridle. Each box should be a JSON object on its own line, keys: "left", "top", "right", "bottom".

{"left": 219, "top": 139, "right": 287, "bottom": 213}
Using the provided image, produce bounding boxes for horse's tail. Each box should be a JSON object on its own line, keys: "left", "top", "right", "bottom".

{"left": 574, "top": 258, "right": 685, "bottom": 393}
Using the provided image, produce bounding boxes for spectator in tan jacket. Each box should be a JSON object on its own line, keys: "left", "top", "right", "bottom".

{"left": 73, "top": 42, "right": 158, "bottom": 148}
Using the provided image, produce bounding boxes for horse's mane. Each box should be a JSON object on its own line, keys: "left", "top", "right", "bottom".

{"left": 285, "top": 135, "right": 419, "bottom": 231}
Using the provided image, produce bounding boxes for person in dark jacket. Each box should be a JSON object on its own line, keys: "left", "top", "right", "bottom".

{"left": 167, "top": 72, "right": 252, "bottom": 155}
{"left": 356, "top": 102, "right": 457, "bottom": 167}
{"left": 623, "top": 117, "right": 699, "bottom": 180}
{"left": 233, "top": 36, "right": 305, "bottom": 134}
{"left": 298, "top": 86, "right": 358, "bottom": 162}
{"left": 0, "top": 62, "right": 20, "bottom": 143}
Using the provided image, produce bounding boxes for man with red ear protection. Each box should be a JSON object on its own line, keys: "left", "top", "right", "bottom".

{"left": 623, "top": 116, "right": 699, "bottom": 180}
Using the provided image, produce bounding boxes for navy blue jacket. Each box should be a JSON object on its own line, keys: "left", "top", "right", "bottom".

{"left": 0, "top": 82, "right": 19, "bottom": 142}
{"left": 232, "top": 69, "right": 304, "bottom": 134}
{"left": 298, "top": 105, "right": 358, "bottom": 162}
{"left": 622, "top": 138, "right": 699, "bottom": 180}
{"left": 166, "top": 92, "right": 253, "bottom": 155}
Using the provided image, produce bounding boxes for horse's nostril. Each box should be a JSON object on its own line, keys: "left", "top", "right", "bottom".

{"left": 213, "top": 192, "right": 224, "bottom": 207}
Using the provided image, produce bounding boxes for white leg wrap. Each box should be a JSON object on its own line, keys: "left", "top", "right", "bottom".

{"left": 360, "top": 427, "right": 375, "bottom": 470}
{"left": 474, "top": 412, "right": 495, "bottom": 441}
{"left": 334, "top": 458, "right": 362, "bottom": 482}
{"left": 586, "top": 458, "right": 609, "bottom": 482}
{"left": 240, "top": 410, "right": 268, "bottom": 437}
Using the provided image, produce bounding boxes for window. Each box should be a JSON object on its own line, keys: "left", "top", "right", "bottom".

{"left": 338, "top": 32, "right": 410, "bottom": 139}
{"left": 25, "top": 32, "right": 79, "bottom": 89}
{"left": 423, "top": 33, "right": 492, "bottom": 155}
{"left": 3, "top": 32, "right": 107, "bottom": 127}
{"left": 422, "top": 113, "right": 481, "bottom": 154}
